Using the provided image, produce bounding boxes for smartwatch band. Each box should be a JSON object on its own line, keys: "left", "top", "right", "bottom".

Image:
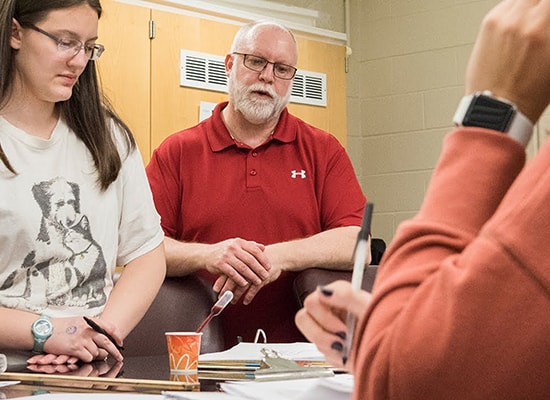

{"left": 453, "top": 91, "right": 533, "bottom": 147}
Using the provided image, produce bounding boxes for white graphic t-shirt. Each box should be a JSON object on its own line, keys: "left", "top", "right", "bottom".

{"left": 0, "top": 117, "right": 163, "bottom": 317}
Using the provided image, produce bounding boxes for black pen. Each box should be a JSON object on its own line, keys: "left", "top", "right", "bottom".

{"left": 83, "top": 316, "right": 124, "bottom": 351}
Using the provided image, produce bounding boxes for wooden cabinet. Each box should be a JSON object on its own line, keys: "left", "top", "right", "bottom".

{"left": 148, "top": 10, "right": 236, "bottom": 153}
{"left": 97, "top": 0, "right": 151, "bottom": 161}
{"left": 98, "top": 0, "right": 347, "bottom": 164}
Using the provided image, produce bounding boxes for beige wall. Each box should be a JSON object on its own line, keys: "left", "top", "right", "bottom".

{"left": 269, "top": 0, "right": 346, "bottom": 32}
{"left": 345, "top": 0, "right": 550, "bottom": 245}
{"left": 345, "top": 0, "right": 501, "bottom": 245}
{"left": 270, "top": 0, "right": 504, "bottom": 245}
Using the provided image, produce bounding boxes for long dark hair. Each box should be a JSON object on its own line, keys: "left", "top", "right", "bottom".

{"left": 0, "top": 0, "right": 135, "bottom": 191}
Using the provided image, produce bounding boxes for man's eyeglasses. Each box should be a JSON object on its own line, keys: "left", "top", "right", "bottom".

{"left": 28, "top": 24, "right": 105, "bottom": 61}
{"left": 233, "top": 52, "right": 297, "bottom": 80}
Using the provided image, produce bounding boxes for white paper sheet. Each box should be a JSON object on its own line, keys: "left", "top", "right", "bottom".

{"left": 199, "top": 342, "right": 325, "bottom": 363}
{"left": 0, "top": 380, "right": 19, "bottom": 388}
{"left": 219, "top": 374, "right": 353, "bottom": 400}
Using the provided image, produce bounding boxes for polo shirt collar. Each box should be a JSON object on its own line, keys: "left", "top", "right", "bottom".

{"left": 207, "top": 101, "right": 296, "bottom": 152}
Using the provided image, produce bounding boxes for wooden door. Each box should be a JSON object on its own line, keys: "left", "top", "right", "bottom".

{"left": 97, "top": 0, "right": 152, "bottom": 162}
{"left": 149, "top": 10, "right": 235, "bottom": 152}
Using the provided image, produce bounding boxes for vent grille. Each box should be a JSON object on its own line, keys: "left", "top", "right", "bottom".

{"left": 180, "top": 51, "right": 227, "bottom": 91}
{"left": 180, "top": 49, "right": 327, "bottom": 107}
{"left": 290, "top": 72, "right": 326, "bottom": 106}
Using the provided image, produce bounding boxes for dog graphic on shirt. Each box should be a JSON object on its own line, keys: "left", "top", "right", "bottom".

{"left": 0, "top": 177, "right": 107, "bottom": 312}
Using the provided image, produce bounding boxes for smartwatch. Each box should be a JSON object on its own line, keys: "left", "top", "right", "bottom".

{"left": 453, "top": 91, "right": 533, "bottom": 146}
{"left": 31, "top": 315, "right": 53, "bottom": 354}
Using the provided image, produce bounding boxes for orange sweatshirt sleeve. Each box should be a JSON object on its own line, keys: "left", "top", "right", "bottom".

{"left": 353, "top": 127, "right": 550, "bottom": 399}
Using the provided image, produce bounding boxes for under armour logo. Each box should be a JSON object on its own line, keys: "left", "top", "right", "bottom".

{"left": 291, "top": 169, "right": 306, "bottom": 179}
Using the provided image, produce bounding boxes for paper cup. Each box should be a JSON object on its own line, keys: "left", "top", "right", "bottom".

{"left": 165, "top": 332, "right": 202, "bottom": 373}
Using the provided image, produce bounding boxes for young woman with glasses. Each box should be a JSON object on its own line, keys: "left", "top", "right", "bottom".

{"left": 0, "top": 0, "right": 165, "bottom": 368}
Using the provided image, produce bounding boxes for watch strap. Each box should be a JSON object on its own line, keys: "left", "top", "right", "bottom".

{"left": 453, "top": 91, "right": 533, "bottom": 147}
{"left": 32, "top": 338, "right": 46, "bottom": 354}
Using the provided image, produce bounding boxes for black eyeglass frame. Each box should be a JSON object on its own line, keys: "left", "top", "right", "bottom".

{"left": 232, "top": 52, "right": 297, "bottom": 80}
{"left": 28, "top": 24, "right": 105, "bottom": 61}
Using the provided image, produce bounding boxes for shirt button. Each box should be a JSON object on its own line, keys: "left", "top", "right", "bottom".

{"left": 252, "top": 152, "right": 258, "bottom": 157}
{"left": 250, "top": 169, "right": 257, "bottom": 176}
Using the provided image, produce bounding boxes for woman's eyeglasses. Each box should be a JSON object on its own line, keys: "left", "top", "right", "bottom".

{"left": 29, "top": 24, "right": 105, "bottom": 61}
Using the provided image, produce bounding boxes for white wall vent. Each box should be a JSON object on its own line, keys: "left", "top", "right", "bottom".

{"left": 180, "top": 50, "right": 227, "bottom": 92}
{"left": 180, "top": 49, "right": 327, "bottom": 107}
{"left": 290, "top": 71, "right": 326, "bottom": 107}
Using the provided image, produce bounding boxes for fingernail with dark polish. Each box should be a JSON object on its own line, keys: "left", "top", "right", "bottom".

{"left": 319, "top": 286, "right": 333, "bottom": 296}
{"left": 335, "top": 331, "right": 346, "bottom": 340}
{"left": 331, "top": 341, "right": 343, "bottom": 352}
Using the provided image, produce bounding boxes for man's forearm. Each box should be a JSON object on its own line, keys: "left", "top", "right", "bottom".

{"left": 265, "top": 226, "right": 365, "bottom": 272}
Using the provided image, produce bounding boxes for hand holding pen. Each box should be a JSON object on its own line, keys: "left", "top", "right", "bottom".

{"left": 294, "top": 203, "right": 374, "bottom": 370}
{"left": 83, "top": 316, "right": 124, "bottom": 360}
{"left": 343, "top": 202, "right": 374, "bottom": 365}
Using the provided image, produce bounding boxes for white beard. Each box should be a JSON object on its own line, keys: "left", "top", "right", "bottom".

{"left": 228, "top": 75, "right": 291, "bottom": 125}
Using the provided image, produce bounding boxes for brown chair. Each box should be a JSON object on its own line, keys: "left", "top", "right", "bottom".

{"left": 293, "top": 237, "right": 384, "bottom": 307}
{"left": 293, "top": 266, "right": 378, "bottom": 308}
{"left": 123, "top": 275, "right": 224, "bottom": 357}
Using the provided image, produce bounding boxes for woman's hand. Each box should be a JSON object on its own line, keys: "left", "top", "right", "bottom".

{"left": 27, "top": 316, "right": 123, "bottom": 365}
{"left": 295, "top": 280, "right": 372, "bottom": 371}
{"left": 466, "top": 0, "right": 550, "bottom": 123}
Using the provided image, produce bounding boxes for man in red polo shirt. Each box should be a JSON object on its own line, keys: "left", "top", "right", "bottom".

{"left": 146, "top": 20, "right": 368, "bottom": 347}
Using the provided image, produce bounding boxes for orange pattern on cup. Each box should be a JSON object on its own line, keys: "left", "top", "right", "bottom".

{"left": 166, "top": 332, "right": 202, "bottom": 372}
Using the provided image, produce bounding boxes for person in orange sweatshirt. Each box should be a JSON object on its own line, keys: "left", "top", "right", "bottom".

{"left": 296, "top": 0, "right": 550, "bottom": 398}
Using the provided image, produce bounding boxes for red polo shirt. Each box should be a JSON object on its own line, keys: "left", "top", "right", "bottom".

{"left": 147, "top": 102, "right": 366, "bottom": 346}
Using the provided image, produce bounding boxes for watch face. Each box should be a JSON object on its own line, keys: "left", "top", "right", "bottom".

{"left": 33, "top": 319, "right": 53, "bottom": 337}
{"left": 463, "top": 94, "right": 515, "bottom": 132}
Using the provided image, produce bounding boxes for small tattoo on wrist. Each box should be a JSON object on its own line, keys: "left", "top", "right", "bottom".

{"left": 66, "top": 325, "right": 77, "bottom": 335}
